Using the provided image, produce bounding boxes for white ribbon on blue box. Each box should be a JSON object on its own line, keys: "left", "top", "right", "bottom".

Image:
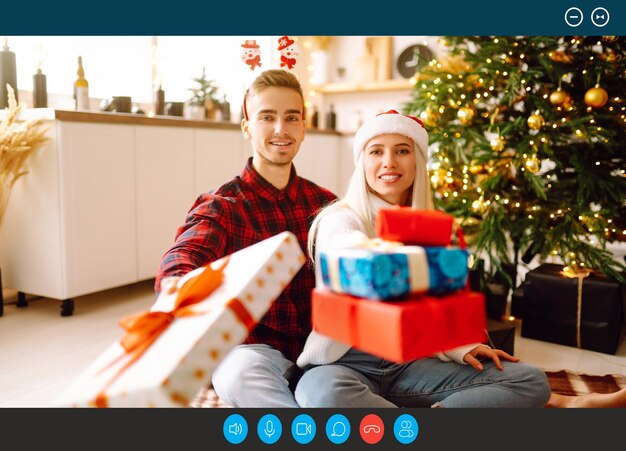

{"left": 320, "top": 245, "right": 469, "bottom": 301}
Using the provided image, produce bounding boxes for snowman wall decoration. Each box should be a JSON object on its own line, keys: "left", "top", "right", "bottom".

{"left": 241, "top": 40, "right": 262, "bottom": 71}
{"left": 278, "top": 36, "right": 298, "bottom": 70}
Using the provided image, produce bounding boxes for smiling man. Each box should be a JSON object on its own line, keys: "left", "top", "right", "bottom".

{"left": 155, "top": 70, "right": 336, "bottom": 407}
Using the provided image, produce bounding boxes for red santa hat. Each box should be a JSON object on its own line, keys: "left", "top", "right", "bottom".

{"left": 353, "top": 110, "right": 429, "bottom": 165}
{"left": 241, "top": 40, "right": 260, "bottom": 49}
{"left": 277, "top": 36, "right": 295, "bottom": 51}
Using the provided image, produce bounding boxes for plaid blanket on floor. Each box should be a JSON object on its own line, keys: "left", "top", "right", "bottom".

{"left": 545, "top": 370, "right": 626, "bottom": 396}
{"left": 190, "top": 370, "right": 626, "bottom": 407}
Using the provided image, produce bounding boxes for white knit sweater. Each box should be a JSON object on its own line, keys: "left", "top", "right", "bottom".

{"left": 296, "top": 193, "right": 480, "bottom": 368}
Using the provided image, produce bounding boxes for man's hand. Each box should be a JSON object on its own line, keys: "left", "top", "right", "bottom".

{"left": 160, "top": 276, "right": 181, "bottom": 294}
{"left": 463, "top": 345, "right": 520, "bottom": 371}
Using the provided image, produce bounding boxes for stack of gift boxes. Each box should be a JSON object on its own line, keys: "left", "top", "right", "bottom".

{"left": 312, "top": 208, "right": 487, "bottom": 362}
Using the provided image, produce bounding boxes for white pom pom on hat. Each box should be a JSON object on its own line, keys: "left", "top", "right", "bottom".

{"left": 353, "top": 109, "right": 429, "bottom": 166}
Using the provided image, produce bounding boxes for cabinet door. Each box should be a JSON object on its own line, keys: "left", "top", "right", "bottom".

{"left": 135, "top": 127, "right": 196, "bottom": 280}
{"left": 0, "top": 124, "right": 65, "bottom": 299}
{"left": 57, "top": 122, "right": 137, "bottom": 298}
{"left": 294, "top": 134, "right": 342, "bottom": 196}
{"left": 194, "top": 129, "right": 246, "bottom": 194}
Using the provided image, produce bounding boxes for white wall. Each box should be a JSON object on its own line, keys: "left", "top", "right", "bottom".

{"left": 307, "top": 36, "right": 447, "bottom": 133}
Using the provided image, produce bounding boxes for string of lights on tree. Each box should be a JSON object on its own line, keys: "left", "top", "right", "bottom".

{"left": 404, "top": 36, "right": 626, "bottom": 284}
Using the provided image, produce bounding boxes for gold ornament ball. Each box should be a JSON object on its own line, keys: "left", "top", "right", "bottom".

{"left": 600, "top": 50, "right": 621, "bottom": 63}
{"left": 563, "top": 95, "right": 575, "bottom": 110}
{"left": 527, "top": 113, "right": 545, "bottom": 130}
{"left": 549, "top": 89, "right": 571, "bottom": 107}
{"left": 548, "top": 51, "right": 573, "bottom": 64}
{"left": 468, "top": 164, "right": 485, "bottom": 175}
{"left": 525, "top": 156, "right": 540, "bottom": 174}
{"left": 471, "top": 199, "right": 488, "bottom": 214}
{"left": 584, "top": 85, "right": 609, "bottom": 109}
{"left": 466, "top": 74, "right": 482, "bottom": 88}
{"left": 419, "top": 109, "right": 438, "bottom": 127}
{"left": 457, "top": 106, "right": 476, "bottom": 125}
{"left": 490, "top": 135, "right": 506, "bottom": 152}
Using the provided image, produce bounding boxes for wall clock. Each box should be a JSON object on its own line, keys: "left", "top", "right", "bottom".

{"left": 396, "top": 44, "right": 434, "bottom": 79}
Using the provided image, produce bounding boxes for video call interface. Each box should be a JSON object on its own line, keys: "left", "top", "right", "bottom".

{"left": 1, "top": 2, "right": 624, "bottom": 450}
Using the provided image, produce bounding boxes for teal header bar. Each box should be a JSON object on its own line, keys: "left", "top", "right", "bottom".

{"left": 4, "top": 0, "right": 625, "bottom": 35}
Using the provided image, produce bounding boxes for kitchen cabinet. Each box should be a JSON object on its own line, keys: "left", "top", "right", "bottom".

{"left": 0, "top": 111, "right": 350, "bottom": 316}
{"left": 0, "top": 121, "right": 137, "bottom": 315}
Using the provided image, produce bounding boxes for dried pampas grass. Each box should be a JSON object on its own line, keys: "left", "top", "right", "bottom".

{"left": 0, "top": 84, "right": 49, "bottom": 225}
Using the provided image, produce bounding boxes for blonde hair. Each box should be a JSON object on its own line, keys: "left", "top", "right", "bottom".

{"left": 307, "top": 142, "right": 434, "bottom": 259}
{"left": 243, "top": 69, "right": 304, "bottom": 120}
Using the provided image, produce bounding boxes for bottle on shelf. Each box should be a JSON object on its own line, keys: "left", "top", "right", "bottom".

{"left": 74, "top": 56, "right": 90, "bottom": 111}
{"left": 33, "top": 67, "right": 48, "bottom": 108}
{"left": 326, "top": 104, "right": 337, "bottom": 131}
{"left": 0, "top": 38, "right": 18, "bottom": 109}
{"left": 310, "top": 106, "right": 318, "bottom": 129}
{"left": 154, "top": 85, "right": 165, "bottom": 115}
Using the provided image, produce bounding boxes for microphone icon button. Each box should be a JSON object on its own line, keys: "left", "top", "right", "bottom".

{"left": 258, "top": 414, "right": 282, "bottom": 444}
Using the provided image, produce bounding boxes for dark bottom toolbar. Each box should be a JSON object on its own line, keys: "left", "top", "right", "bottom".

{"left": 0, "top": 408, "right": 622, "bottom": 449}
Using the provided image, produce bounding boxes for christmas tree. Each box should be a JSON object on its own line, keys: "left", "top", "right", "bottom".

{"left": 404, "top": 36, "right": 626, "bottom": 286}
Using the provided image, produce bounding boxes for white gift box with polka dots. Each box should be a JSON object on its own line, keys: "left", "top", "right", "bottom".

{"left": 55, "top": 231, "right": 305, "bottom": 407}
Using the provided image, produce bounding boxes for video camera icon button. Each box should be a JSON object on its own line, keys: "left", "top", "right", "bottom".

{"left": 591, "top": 7, "right": 610, "bottom": 27}
{"left": 291, "top": 414, "right": 316, "bottom": 444}
{"left": 223, "top": 413, "right": 248, "bottom": 445}
{"left": 564, "top": 7, "right": 583, "bottom": 27}
{"left": 258, "top": 414, "right": 282, "bottom": 444}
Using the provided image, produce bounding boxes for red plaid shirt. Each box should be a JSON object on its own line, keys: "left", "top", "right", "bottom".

{"left": 156, "top": 158, "right": 336, "bottom": 362}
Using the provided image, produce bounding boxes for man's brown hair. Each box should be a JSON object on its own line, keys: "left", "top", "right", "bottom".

{"left": 243, "top": 69, "right": 304, "bottom": 120}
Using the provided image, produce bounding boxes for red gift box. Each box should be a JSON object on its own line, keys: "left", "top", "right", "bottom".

{"left": 375, "top": 207, "right": 466, "bottom": 247}
{"left": 312, "top": 288, "right": 486, "bottom": 362}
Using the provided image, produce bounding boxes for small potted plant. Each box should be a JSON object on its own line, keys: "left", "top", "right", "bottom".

{"left": 187, "top": 67, "right": 219, "bottom": 120}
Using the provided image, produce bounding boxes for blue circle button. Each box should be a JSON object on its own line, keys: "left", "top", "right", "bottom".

{"left": 258, "top": 414, "right": 282, "bottom": 444}
{"left": 291, "top": 413, "right": 316, "bottom": 444}
{"left": 223, "top": 413, "right": 248, "bottom": 444}
{"left": 326, "top": 414, "right": 351, "bottom": 444}
{"left": 393, "top": 414, "right": 418, "bottom": 444}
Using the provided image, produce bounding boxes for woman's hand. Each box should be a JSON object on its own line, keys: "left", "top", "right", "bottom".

{"left": 463, "top": 345, "right": 520, "bottom": 371}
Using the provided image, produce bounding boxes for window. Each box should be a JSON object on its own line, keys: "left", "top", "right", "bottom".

{"left": 8, "top": 36, "right": 277, "bottom": 111}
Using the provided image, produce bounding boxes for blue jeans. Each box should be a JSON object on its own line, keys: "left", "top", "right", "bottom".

{"left": 212, "top": 344, "right": 300, "bottom": 407}
{"left": 295, "top": 348, "right": 551, "bottom": 408}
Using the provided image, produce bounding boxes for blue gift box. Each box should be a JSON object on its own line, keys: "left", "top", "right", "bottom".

{"left": 320, "top": 246, "right": 468, "bottom": 300}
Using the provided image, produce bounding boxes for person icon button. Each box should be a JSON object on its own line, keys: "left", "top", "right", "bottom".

{"left": 393, "top": 414, "right": 419, "bottom": 444}
{"left": 257, "top": 414, "right": 282, "bottom": 444}
{"left": 325, "top": 414, "right": 351, "bottom": 444}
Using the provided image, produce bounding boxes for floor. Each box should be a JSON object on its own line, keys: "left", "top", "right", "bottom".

{"left": 1, "top": 280, "right": 625, "bottom": 407}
